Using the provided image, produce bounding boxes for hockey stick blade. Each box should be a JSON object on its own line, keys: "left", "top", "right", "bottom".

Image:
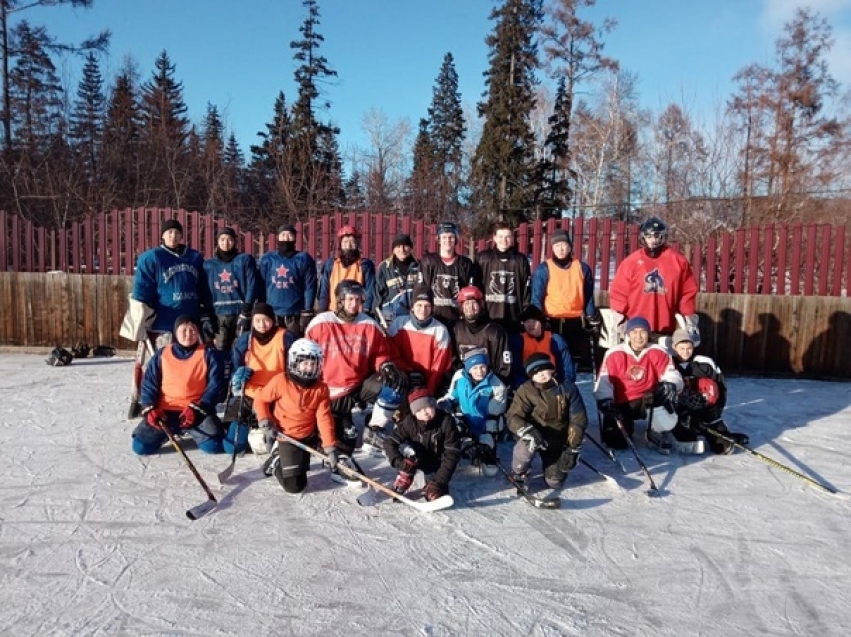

{"left": 217, "top": 461, "right": 236, "bottom": 485}
{"left": 522, "top": 490, "right": 562, "bottom": 509}
{"left": 186, "top": 497, "right": 217, "bottom": 520}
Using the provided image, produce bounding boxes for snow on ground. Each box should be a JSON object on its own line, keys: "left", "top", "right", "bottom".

{"left": 1, "top": 353, "right": 850, "bottom": 637}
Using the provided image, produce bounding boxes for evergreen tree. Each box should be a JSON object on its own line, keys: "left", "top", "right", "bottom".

{"left": 471, "top": 0, "right": 543, "bottom": 229}
{"left": 248, "top": 91, "right": 294, "bottom": 224}
{"left": 101, "top": 62, "right": 141, "bottom": 207}
{"left": 69, "top": 51, "right": 104, "bottom": 174}
{"left": 407, "top": 117, "right": 441, "bottom": 222}
{"left": 426, "top": 52, "right": 466, "bottom": 218}
{"left": 535, "top": 76, "right": 572, "bottom": 219}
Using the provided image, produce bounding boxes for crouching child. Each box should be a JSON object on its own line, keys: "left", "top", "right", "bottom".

{"left": 384, "top": 388, "right": 462, "bottom": 501}
{"left": 506, "top": 354, "right": 588, "bottom": 490}
{"left": 253, "top": 339, "right": 337, "bottom": 494}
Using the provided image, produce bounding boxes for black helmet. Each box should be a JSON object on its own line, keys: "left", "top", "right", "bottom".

{"left": 639, "top": 217, "right": 668, "bottom": 256}
{"left": 46, "top": 347, "right": 73, "bottom": 367}
{"left": 436, "top": 222, "right": 459, "bottom": 240}
{"left": 334, "top": 279, "right": 366, "bottom": 305}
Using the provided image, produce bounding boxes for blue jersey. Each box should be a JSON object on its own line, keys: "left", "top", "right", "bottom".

{"left": 132, "top": 245, "right": 211, "bottom": 333}
{"left": 258, "top": 250, "right": 317, "bottom": 316}
{"left": 204, "top": 253, "right": 259, "bottom": 317}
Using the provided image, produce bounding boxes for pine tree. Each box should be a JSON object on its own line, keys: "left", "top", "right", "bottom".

{"left": 407, "top": 117, "right": 441, "bottom": 222}
{"left": 426, "top": 52, "right": 466, "bottom": 218}
{"left": 536, "top": 76, "right": 572, "bottom": 219}
{"left": 471, "top": 0, "right": 543, "bottom": 229}
{"left": 101, "top": 62, "right": 141, "bottom": 207}
{"left": 69, "top": 51, "right": 104, "bottom": 174}
{"left": 248, "top": 91, "right": 294, "bottom": 223}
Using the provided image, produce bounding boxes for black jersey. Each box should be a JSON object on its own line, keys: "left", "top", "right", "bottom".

{"left": 453, "top": 319, "right": 512, "bottom": 383}
{"left": 476, "top": 248, "right": 531, "bottom": 324}
{"left": 419, "top": 253, "right": 479, "bottom": 325}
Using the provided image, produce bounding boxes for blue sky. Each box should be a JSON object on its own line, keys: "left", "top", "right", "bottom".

{"left": 24, "top": 0, "right": 851, "bottom": 157}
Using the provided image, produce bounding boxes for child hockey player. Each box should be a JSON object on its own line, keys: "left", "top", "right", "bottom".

{"left": 671, "top": 329, "right": 749, "bottom": 454}
{"left": 253, "top": 339, "right": 338, "bottom": 494}
{"left": 506, "top": 354, "right": 588, "bottom": 490}
{"left": 437, "top": 349, "right": 507, "bottom": 476}
{"left": 383, "top": 388, "right": 462, "bottom": 501}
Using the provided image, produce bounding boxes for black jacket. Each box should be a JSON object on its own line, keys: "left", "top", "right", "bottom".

{"left": 384, "top": 408, "right": 461, "bottom": 487}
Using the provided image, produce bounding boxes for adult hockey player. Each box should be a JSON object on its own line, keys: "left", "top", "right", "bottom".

{"left": 257, "top": 223, "right": 317, "bottom": 337}
{"left": 508, "top": 304, "right": 575, "bottom": 390}
{"left": 317, "top": 225, "right": 376, "bottom": 314}
{"left": 419, "top": 222, "right": 479, "bottom": 328}
{"left": 131, "top": 315, "right": 224, "bottom": 456}
{"left": 593, "top": 316, "right": 684, "bottom": 453}
{"left": 608, "top": 217, "right": 699, "bottom": 339}
{"left": 375, "top": 233, "right": 421, "bottom": 326}
{"left": 475, "top": 221, "right": 531, "bottom": 332}
{"left": 453, "top": 285, "right": 512, "bottom": 384}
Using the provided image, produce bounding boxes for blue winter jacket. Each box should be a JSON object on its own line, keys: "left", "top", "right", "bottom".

{"left": 132, "top": 244, "right": 212, "bottom": 333}
{"left": 258, "top": 250, "right": 318, "bottom": 316}
{"left": 442, "top": 369, "right": 507, "bottom": 437}
{"left": 204, "top": 252, "right": 259, "bottom": 317}
{"left": 140, "top": 341, "right": 222, "bottom": 412}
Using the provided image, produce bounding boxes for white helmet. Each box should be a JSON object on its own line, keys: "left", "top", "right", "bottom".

{"left": 287, "top": 338, "right": 324, "bottom": 385}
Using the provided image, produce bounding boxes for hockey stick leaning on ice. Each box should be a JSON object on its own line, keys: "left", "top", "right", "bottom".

{"left": 278, "top": 433, "right": 454, "bottom": 512}
{"left": 158, "top": 419, "right": 218, "bottom": 520}
{"left": 579, "top": 458, "right": 616, "bottom": 484}
{"left": 216, "top": 387, "right": 243, "bottom": 485}
{"left": 491, "top": 455, "right": 561, "bottom": 509}
{"left": 587, "top": 334, "right": 627, "bottom": 473}
{"left": 613, "top": 414, "right": 661, "bottom": 496}
{"left": 698, "top": 425, "right": 839, "bottom": 495}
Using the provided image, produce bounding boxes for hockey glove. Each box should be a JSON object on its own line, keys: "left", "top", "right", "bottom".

{"left": 323, "top": 447, "right": 339, "bottom": 471}
{"left": 231, "top": 366, "right": 254, "bottom": 396}
{"left": 299, "top": 311, "right": 314, "bottom": 335}
{"left": 656, "top": 382, "right": 678, "bottom": 412}
{"left": 379, "top": 361, "right": 407, "bottom": 394}
{"left": 257, "top": 418, "right": 275, "bottom": 453}
{"left": 71, "top": 341, "right": 91, "bottom": 359}
{"left": 584, "top": 311, "right": 603, "bottom": 338}
{"left": 179, "top": 402, "right": 207, "bottom": 429}
{"left": 200, "top": 314, "right": 217, "bottom": 343}
{"left": 679, "top": 390, "right": 707, "bottom": 412}
{"left": 558, "top": 446, "right": 581, "bottom": 473}
{"left": 517, "top": 424, "right": 548, "bottom": 453}
{"left": 423, "top": 480, "right": 447, "bottom": 502}
{"left": 236, "top": 304, "right": 252, "bottom": 336}
{"left": 141, "top": 406, "right": 163, "bottom": 430}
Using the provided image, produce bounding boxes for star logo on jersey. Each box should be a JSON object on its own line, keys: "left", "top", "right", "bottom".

{"left": 218, "top": 269, "right": 232, "bottom": 283}
{"left": 643, "top": 268, "right": 667, "bottom": 295}
{"left": 276, "top": 264, "right": 289, "bottom": 278}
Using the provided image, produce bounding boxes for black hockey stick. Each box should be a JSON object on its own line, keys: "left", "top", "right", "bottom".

{"left": 492, "top": 456, "right": 561, "bottom": 509}
{"left": 586, "top": 426, "right": 627, "bottom": 473}
{"left": 217, "top": 389, "right": 245, "bottom": 485}
{"left": 579, "top": 457, "right": 616, "bottom": 484}
{"left": 613, "top": 415, "right": 661, "bottom": 496}
{"left": 279, "top": 434, "right": 454, "bottom": 512}
{"left": 159, "top": 419, "right": 218, "bottom": 520}
{"left": 698, "top": 425, "right": 839, "bottom": 495}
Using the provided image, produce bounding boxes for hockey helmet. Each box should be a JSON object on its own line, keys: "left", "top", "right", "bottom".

{"left": 337, "top": 225, "right": 360, "bottom": 240}
{"left": 696, "top": 377, "right": 720, "bottom": 406}
{"left": 436, "top": 222, "right": 460, "bottom": 240}
{"left": 457, "top": 285, "right": 483, "bottom": 303}
{"left": 334, "top": 279, "right": 366, "bottom": 304}
{"left": 639, "top": 217, "right": 668, "bottom": 256}
{"left": 287, "top": 338, "right": 324, "bottom": 385}
{"left": 46, "top": 347, "right": 73, "bottom": 367}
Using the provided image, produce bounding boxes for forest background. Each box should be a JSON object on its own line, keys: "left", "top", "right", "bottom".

{"left": 1, "top": 0, "right": 850, "bottom": 242}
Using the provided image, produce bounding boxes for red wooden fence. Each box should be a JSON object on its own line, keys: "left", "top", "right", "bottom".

{"left": 0, "top": 209, "right": 847, "bottom": 296}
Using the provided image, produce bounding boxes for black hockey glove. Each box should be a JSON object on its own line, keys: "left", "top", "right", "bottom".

{"left": 558, "top": 446, "right": 581, "bottom": 473}
{"left": 200, "top": 314, "right": 217, "bottom": 343}
{"left": 584, "top": 311, "right": 603, "bottom": 338}
{"left": 517, "top": 424, "right": 548, "bottom": 453}
{"left": 236, "top": 303, "right": 252, "bottom": 336}
{"left": 299, "top": 311, "right": 314, "bottom": 335}
{"left": 379, "top": 361, "right": 407, "bottom": 393}
{"left": 656, "top": 382, "right": 678, "bottom": 412}
{"left": 678, "top": 391, "right": 707, "bottom": 412}
{"left": 71, "top": 341, "right": 91, "bottom": 359}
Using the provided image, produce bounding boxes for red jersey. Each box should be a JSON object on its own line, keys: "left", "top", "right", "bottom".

{"left": 387, "top": 315, "right": 453, "bottom": 395}
{"left": 594, "top": 343, "right": 682, "bottom": 404}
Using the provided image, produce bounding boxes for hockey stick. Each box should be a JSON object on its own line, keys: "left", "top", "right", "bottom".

{"left": 699, "top": 426, "right": 838, "bottom": 495}
{"left": 159, "top": 419, "right": 218, "bottom": 520}
{"left": 278, "top": 434, "right": 454, "bottom": 512}
{"left": 579, "top": 457, "right": 616, "bottom": 484}
{"left": 128, "top": 336, "right": 156, "bottom": 419}
{"left": 216, "top": 388, "right": 244, "bottom": 485}
{"left": 492, "top": 455, "right": 561, "bottom": 509}
{"left": 586, "top": 427, "right": 627, "bottom": 473}
{"left": 613, "top": 415, "right": 661, "bottom": 496}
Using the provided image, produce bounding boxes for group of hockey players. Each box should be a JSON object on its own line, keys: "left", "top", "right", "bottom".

{"left": 127, "top": 216, "right": 747, "bottom": 503}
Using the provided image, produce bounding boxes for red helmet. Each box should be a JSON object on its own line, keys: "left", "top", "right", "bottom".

{"left": 337, "top": 225, "right": 360, "bottom": 240}
{"left": 697, "top": 377, "right": 720, "bottom": 406}
{"left": 457, "top": 286, "right": 483, "bottom": 303}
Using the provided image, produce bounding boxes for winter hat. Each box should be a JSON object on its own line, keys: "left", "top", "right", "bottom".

{"left": 550, "top": 228, "right": 571, "bottom": 246}
{"left": 217, "top": 227, "right": 237, "bottom": 240}
{"left": 251, "top": 302, "right": 276, "bottom": 320}
{"left": 408, "top": 388, "right": 436, "bottom": 414}
{"left": 524, "top": 352, "right": 555, "bottom": 377}
{"left": 463, "top": 348, "right": 490, "bottom": 374}
{"left": 411, "top": 284, "right": 434, "bottom": 306}
{"left": 520, "top": 305, "right": 546, "bottom": 324}
{"left": 672, "top": 328, "right": 692, "bottom": 346}
{"left": 392, "top": 233, "right": 413, "bottom": 249}
{"left": 173, "top": 314, "right": 199, "bottom": 333}
{"left": 625, "top": 316, "right": 651, "bottom": 334}
{"left": 161, "top": 218, "right": 184, "bottom": 236}
{"left": 277, "top": 223, "right": 297, "bottom": 235}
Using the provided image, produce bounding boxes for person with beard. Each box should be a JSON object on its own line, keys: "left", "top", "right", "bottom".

{"left": 506, "top": 354, "right": 588, "bottom": 490}
{"left": 383, "top": 388, "right": 461, "bottom": 501}
{"left": 317, "top": 225, "right": 376, "bottom": 314}
{"left": 418, "top": 222, "right": 479, "bottom": 330}
{"left": 253, "top": 339, "right": 337, "bottom": 495}
{"left": 305, "top": 279, "right": 407, "bottom": 484}
{"left": 258, "top": 223, "right": 317, "bottom": 337}
{"left": 531, "top": 228, "right": 599, "bottom": 371}
{"left": 225, "top": 303, "right": 296, "bottom": 455}
{"left": 508, "top": 305, "right": 575, "bottom": 391}
{"left": 131, "top": 315, "right": 224, "bottom": 456}
{"left": 203, "top": 227, "right": 259, "bottom": 358}
{"left": 452, "top": 285, "right": 512, "bottom": 385}
{"left": 475, "top": 221, "right": 531, "bottom": 333}
{"left": 375, "top": 233, "right": 421, "bottom": 326}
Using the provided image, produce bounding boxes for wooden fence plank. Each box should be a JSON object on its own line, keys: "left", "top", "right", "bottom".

{"left": 804, "top": 224, "right": 817, "bottom": 296}
{"left": 834, "top": 225, "right": 846, "bottom": 297}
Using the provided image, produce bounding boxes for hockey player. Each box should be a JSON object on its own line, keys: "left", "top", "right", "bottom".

{"left": 671, "top": 329, "right": 749, "bottom": 455}
{"left": 226, "top": 302, "right": 296, "bottom": 455}
{"left": 419, "top": 221, "right": 479, "bottom": 329}
{"left": 506, "top": 353, "right": 588, "bottom": 490}
{"left": 508, "top": 305, "right": 575, "bottom": 390}
{"left": 131, "top": 315, "right": 224, "bottom": 456}
{"left": 257, "top": 223, "right": 317, "bottom": 337}
{"left": 530, "top": 228, "right": 599, "bottom": 370}
{"left": 437, "top": 349, "right": 507, "bottom": 476}
{"left": 253, "top": 339, "right": 337, "bottom": 494}
{"left": 203, "top": 227, "right": 259, "bottom": 353}
{"left": 317, "top": 225, "right": 376, "bottom": 314}
{"left": 593, "top": 316, "right": 684, "bottom": 454}
{"left": 305, "top": 279, "right": 407, "bottom": 482}
{"left": 375, "top": 233, "right": 421, "bottom": 326}
{"left": 383, "top": 388, "right": 462, "bottom": 501}
{"left": 475, "top": 221, "right": 531, "bottom": 332}
{"left": 453, "top": 285, "right": 512, "bottom": 384}
{"left": 608, "top": 217, "right": 699, "bottom": 339}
